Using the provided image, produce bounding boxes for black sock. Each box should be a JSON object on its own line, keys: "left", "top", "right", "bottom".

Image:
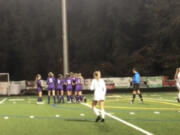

{"left": 132, "top": 94, "right": 136, "bottom": 102}
{"left": 139, "top": 94, "right": 143, "bottom": 101}
{"left": 71, "top": 95, "right": 74, "bottom": 102}
{"left": 53, "top": 96, "right": 56, "bottom": 103}
{"left": 62, "top": 95, "right": 64, "bottom": 103}
{"left": 57, "top": 95, "right": 60, "bottom": 103}
{"left": 48, "top": 96, "right": 50, "bottom": 103}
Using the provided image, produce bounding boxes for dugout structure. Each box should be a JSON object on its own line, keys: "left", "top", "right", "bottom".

{"left": 0, "top": 73, "right": 10, "bottom": 95}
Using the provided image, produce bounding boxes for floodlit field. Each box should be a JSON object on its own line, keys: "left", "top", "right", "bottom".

{"left": 0, "top": 92, "right": 180, "bottom": 135}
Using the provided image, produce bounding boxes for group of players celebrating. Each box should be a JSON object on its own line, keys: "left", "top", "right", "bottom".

{"left": 35, "top": 72, "right": 84, "bottom": 104}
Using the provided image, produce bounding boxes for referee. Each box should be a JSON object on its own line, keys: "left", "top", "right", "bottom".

{"left": 131, "top": 68, "right": 143, "bottom": 104}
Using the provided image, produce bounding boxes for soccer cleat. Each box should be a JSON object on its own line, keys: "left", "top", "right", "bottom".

{"left": 67, "top": 101, "right": 71, "bottom": 104}
{"left": 101, "top": 119, "right": 105, "bottom": 123}
{"left": 140, "top": 100, "right": 144, "bottom": 104}
{"left": 95, "top": 116, "right": 101, "bottom": 122}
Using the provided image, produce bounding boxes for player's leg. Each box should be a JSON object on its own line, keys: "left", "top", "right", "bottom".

{"left": 75, "top": 91, "right": 78, "bottom": 103}
{"left": 78, "top": 91, "right": 82, "bottom": 102}
{"left": 57, "top": 90, "right": 60, "bottom": 103}
{"left": 70, "top": 90, "right": 74, "bottom": 103}
{"left": 52, "top": 90, "right": 56, "bottom": 104}
{"left": 92, "top": 100, "right": 101, "bottom": 122}
{"left": 131, "top": 83, "right": 137, "bottom": 103}
{"left": 176, "top": 85, "right": 180, "bottom": 103}
{"left": 67, "top": 90, "right": 71, "bottom": 103}
{"left": 37, "top": 91, "right": 40, "bottom": 102}
{"left": 79, "top": 85, "right": 84, "bottom": 102}
{"left": 131, "top": 90, "right": 136, "bottom": 103}
{"left": 99, "top": 100, "right": 105, "bottom": 122}
{"left": 48, "top": 90, "right": 51, "bottom": 104}
{"left": 137, "top": 90, "right": 143, "bottom": 103}
{"left": 71, "top": 85, "right": 75, "bottom": 103}
{"left": 39, "top": 91, "right": 43, "bottom": 102}
{"left": 60, "top": 90, "right": 64, "bottom": 103}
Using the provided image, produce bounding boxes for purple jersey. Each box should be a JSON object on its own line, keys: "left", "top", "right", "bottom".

{"left": 47, "top": 77, "right": 56, "bottom": 90}
{"left": 66, "top": 77, "right": 72, "bottom": 90}
{"left": 75, "top": 78, "right": 83, "bottom": 91}
{"left": 37, "top": 80, "right": 43, "bottom": 91}
{"left": 56, "top": 79, "right": 64, "bottom": 90}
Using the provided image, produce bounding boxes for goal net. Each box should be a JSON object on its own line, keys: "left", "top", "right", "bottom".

{"left": 0, "top": 73, "right": 10, "bottom": 95}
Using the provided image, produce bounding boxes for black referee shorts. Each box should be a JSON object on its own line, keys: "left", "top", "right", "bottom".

{"left": 133, "top": 83, "right": 140, "bottom": 91}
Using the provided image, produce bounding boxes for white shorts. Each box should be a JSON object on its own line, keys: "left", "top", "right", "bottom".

{"left": 93, "top": 93, "right": 105, "bottom": 101}
{"left": 176, "top": 83, "right": 180, "bottom": 89}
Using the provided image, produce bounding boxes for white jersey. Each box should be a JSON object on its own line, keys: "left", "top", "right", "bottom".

{"left": 176, "top": 72, "right": 180, "bottom": 88}
{"left": 90, "top": 79, "right": 107, "bottom": 101}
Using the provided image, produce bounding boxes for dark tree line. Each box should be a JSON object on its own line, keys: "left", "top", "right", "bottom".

{"left": 0, "top": 0, "right": 180, "bottom": 80}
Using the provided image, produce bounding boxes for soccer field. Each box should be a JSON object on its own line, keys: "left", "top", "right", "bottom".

{"left": 0, "top": 92, "right": 180, "bottom": 135}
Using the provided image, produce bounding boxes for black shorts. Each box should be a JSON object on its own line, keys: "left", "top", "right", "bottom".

{"left": 72, "top": 85, "right": 76, "bottom": 91}
{"left": 133, "top": 83, "right": 140, "bottom": 91}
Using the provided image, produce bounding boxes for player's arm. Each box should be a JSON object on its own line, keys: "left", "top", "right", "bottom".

{"left": 102, "top": 80, "right": 107, "bottom": 94}
{"left": 174, "top": 68, "right": 178, "bottom": 80}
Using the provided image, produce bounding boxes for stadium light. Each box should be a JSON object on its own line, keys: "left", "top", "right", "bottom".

{"left": 62, "top": 0, "right": 69, "bottom": 75}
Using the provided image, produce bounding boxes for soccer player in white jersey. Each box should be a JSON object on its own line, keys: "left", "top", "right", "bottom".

{"left": 174, "top": 68, "right": 180, "bottom": 103}
{"left": 90, "top": 71, "right": 107, "bottom": 122}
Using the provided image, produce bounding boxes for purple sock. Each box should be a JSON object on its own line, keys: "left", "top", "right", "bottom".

{"left": 62, "top": 95, "right": 64, "bottom": 103}
{"left": 53, "top": 96, "right": 56, "bottom": 103}
{"left": 76, "top": 96, "right": 79, "bottom": 102}
{"left": 67, "top": 96, "right": 70, "bottom": 101}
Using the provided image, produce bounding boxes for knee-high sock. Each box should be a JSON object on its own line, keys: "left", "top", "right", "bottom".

{"left": 80, "top": 95, "right": 83, "bottom": 101}
{"left": 61, "top": 95, "right": 64, "bottom": 102}
{"left": 57, "top": 95, "right": 60, "bottom": 102}
{"left": 101, "top": 109, "right": 105, "bottom": 119}
{"left": 139, "top": 94, "right": 143, "bottom": 101}
{"left": 178, "top": 93, "right": 180, "bottom": 100}
{"left": 93, "top": 108, "right": 100, "bottom": 116}
{"left": 70, "top": 95, "right": 74, "bottom": 102}
{"left": 53, "top": 96, "right": 56, "bottom": 103}
{"left": 76, "top": 96, "right": 79, "bottom": 102}
{"left": 132, "top": 94, "right": 136, "bottom": 102}
{"left": 48, "top": 96, "right": 50, "bottom": 103}
{"left": 67, "top": 96, "right": 70, "bottom": 101}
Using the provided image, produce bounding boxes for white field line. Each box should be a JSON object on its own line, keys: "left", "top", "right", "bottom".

{"left": 81, "top": 103, "right": 154, "bottom": 135}
{"left": 106, "top": 95, "right": 122, "bottom": 98}
{"left": 145, "top": 98, "right": 176, "bottom": 103}
{"left": 0, "top": 98, "right": 7, "bottom": 104}
{"left": 8, "top": 99, "right": 25, "bottom": 101}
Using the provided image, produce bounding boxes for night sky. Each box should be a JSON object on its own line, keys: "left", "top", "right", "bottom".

{"left": 0, "top": 0, "right": 180, "bottom": 80}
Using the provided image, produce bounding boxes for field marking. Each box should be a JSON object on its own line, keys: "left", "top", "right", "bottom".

{"left": 104, "top": 106, "right": 180, "bottom": 110}
{"left": 145, "top": 98, "right": 177, "bottom": 103}
{"left": 154, "top": 111, "right": 160, "bottom": 114}
{"left": 81, "top": 103, "right": 153, "bottom": 135}
{"left": 4, "top": 116, "right": 9, "bottom": 120}
{"left": 8, "top": 99, "right": 25, "bottom": 101}
{"left": 105, "top": 97, "right": 180, "bottom": 108}
{"left": 0, "top": 98, "right": 7, "bottom": 104}
{"left": 146, "top": 99, "right": 180, "bottom": 107}
{"left": 56, "top": 114, "right": 60, "bottom": 118}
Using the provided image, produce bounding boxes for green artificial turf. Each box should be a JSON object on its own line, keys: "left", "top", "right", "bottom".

{"left": 0, "top": 92, "right": 180, "bottom": 135}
